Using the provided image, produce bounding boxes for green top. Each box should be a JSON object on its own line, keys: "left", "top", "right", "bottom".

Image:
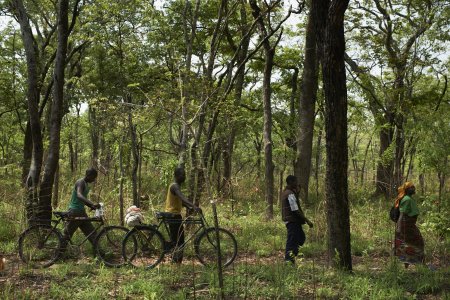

{"left": 68, "top": 179, "right": 90, "bottom": 211}
{"left": 399, "top": 195, "right": 419, "bottom": 217}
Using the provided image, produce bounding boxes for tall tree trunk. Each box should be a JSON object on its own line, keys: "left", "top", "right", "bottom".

{"left": 38, "top": 0, "right": 69, "bottom": 221}
{"left": 68, "top": 138, "right": 75, "bottom": 173}
{"left": 21, "top": 122, "right": 33, "bottom": 184}
{"left": 288, "top": 67, "right": 299, "bottom": 153}
{"left": 249, "top": 0, "right": 280, "bottom": 219}
{"left": 315, "top": 0, "right": 352, "bottom": 270}
{"left": 419, "top": 173, "right": 425, "bottom": 194}
{"left": 254, "top": 133, "right": 262, "bottom": 175}
{"left": 52, "top": 164, "right": 59, "bottom": 208}
{"left": 315, "top": 123, "right": 323, "bottom": 200}
{"left": 262, "top": 48, "right": 275, "bottom": 219}
{"left": 11, "top": 0, "right": 44, "bottom": 221}
{"left": 118, "top": 136, "right": 125, "bottom": 226}
{"left": 89, "top": 106, "right": 99, "bottom": 167}
{"left": 178, "top": 0, "right": 201, "bottom": 167}
{"left": 128, "top": 104, "right": 139, "bottom": 207}
{"left": 222, "top": 1, "right": 250, "bottom": 198}
{"left": 189, "top": 0, "right": 228, "bottom": 207}
{"left": 295, "top": 4, "right": 318, "bottom": 204}
{"left": 375, "top": 115, "right": 395, "bottom": 197}
{"left": 361, "top": 136, "right": 372, "bottom": 183}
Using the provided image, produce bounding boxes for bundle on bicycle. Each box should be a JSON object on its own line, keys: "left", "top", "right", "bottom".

{"left": 122, "top": 211, "right": 237, "bottom": 269}
{"left": 18, "top": 204, "right": 128, "bottom": 268}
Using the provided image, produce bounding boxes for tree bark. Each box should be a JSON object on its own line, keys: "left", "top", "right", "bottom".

{"left": 178, "top": 0, "right": 201, "bottom": 167}
{"left": 118, "top": 136, "right": 125, "bottom": 226}
{"left": 249, "top": 0, "right": 280, "bottom": 219}
{"left": 189, "top": 0, "right": 228, "bottom": 206}
{"left": 315, "top": 0, "right": 352, "bottom": 270}
{"left": 222, "top": 1, "right": 250, "bottom": 198}
{"left": 89, "top": 106, "right": 99, "bottom": 167}
{"left": 127, "top": 96, "right": 139, "bottom": 207}
{"left": 295, "top": 4, "right": 318, "bottom": 204}
{"left": 11, "top": 0, "right": 44, "bottom": 221}
{"left": 38, "top": 0, "right": 70, "bottom": 221}
{"left": 314, "top": 122, "right": 323, "bottom": 200}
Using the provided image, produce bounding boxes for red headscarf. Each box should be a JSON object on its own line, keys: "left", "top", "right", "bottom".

{"left": 394, "top": 182, "right": 415, "bottom": 208}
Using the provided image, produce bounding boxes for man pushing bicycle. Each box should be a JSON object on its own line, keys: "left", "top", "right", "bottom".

{"left": 165, "top": 167, "right": 201, "bottom": 263}
{"left": 62, "top": 168, "right": 101, "bottom": 251}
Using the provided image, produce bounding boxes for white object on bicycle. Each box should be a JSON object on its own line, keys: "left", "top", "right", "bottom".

{"left": 125, "top": 205, "right": 144, "bottom": 226}
{"left": 95, "top": 203, "right": 104, "bottom": 218}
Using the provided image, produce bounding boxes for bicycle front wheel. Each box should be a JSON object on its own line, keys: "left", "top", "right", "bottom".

{"left": 95, "top": 226, "right": 129, "bottom": 267}
{"left": 122, "top": 226, "right": 165, "bottom": 269}
{"left": 195, "top": 227, "right": 237, "bottom": 268}
{"left": 18, "top": 225, "right": 62, "bottom": 268}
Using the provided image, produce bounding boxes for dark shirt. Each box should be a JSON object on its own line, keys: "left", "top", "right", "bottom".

{"left": 280, "top": 188, "right": 305, "bottom": 224}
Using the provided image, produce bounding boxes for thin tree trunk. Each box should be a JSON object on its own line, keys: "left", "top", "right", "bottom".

{"left": 21, "top": 123, "right": 33, "bottom": 184}
{"left": 68, "top": 138, "right": 75, "bottom": 173}
{"left": 419, "top": 173, "right": 425, "bottom": 194}
{"left": 222, "top": 1, "right": 250, "bottom": 198}
{"left": 249, "top": 0, "right": 280, "bottom": 219}
{"left": 315, "top": 124, "right": 322, "bottom": 200}
{"left": 89, "top": 107, "right": 99, "bottom": 167}
{"left": 118, "top": 136, "right": 125, "bottom": 226}
{"left": 127, "top": 96, "right": 139, "bottom": 207}
{"left": 295, "top": 2, "right": 318, "bottom": 204}
{"left": 288, "top": 68, "right": 299, "bottom": 152}
{"left": 262, "top": 49, "right": 275, "bottom": 219}
{"left": 52, "top": 164, "right": 59, "bottom": 208}
{"left": 38, "top": 0, "right": 69, "bottom": 221}
{"left": 178, "top": 0, "right": 201, "bottom": 167}
{"left": 361, "top": 136, "right": 372, "bottom": 183}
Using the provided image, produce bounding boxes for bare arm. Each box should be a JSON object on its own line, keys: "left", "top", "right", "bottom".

{"left": 76, "top": 180, "right": 97, "bottom": 209}
{"left": 297, "top": 206, "right": 313, "bottom": 227}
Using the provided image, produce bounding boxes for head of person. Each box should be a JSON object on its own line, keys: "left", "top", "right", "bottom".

{"left": 174, "top": 167, "right": 186, "bottom": 184}
{"left": 286, "top": 175, "right": 298, "bottom": 191}
{"left": 85, "top": 168, "right": 98, "bottom": 183}
{"left": 404, "top": 181, "right": 415, "bottom": 196}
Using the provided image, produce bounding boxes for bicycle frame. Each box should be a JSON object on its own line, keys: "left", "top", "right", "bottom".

{"left": 36, "top": 213, "right": 105, "bottom": 248}
{"left": 151, "top": 213, "right": 209, "bottom": 252}
{"left": 63, "top": 217, "right": 104, "bottom": 247}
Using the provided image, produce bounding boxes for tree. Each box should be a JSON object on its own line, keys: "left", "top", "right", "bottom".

{"left": 346, "top": 0, "right": 448, "bottom": 198}
{"left": 10, "top": 0, "right": 81, "bottom": 221}
{"left": 294, "top": 1, "right": 319, "bottom": 204}
{"left": 221, "top": 0, "right": 251, "bottom": 199}
{"left": 10, "top": 0, "right": 44, "bottom": 220}
{"left": 38, "top": 0, "right": 70, "bottom": 221}
{"left": 249, "top": 0, "right": 290, "bottom": 219}
{"left": 314, "top": 0, "right": 352, "bottom": 270}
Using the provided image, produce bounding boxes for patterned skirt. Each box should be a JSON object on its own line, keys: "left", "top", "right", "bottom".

{"left": 394, "top": 215, "right": 424, "bottom": 264}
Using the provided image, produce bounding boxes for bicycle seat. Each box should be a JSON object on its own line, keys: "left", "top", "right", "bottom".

{"left": 53, "top": 211, "right": 69, "bottom": 219}
{"left": 155, "top": 211, "right": 176, "bottom": 219}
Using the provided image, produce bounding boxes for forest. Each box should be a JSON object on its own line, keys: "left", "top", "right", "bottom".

{"left": 0, "top": 0, "right": 449, "bottom": 299}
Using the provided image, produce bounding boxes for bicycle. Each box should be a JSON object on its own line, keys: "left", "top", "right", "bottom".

{"left": 122, "top": 211, "right": 237, "bottom": 269}
{"left": 18, "top": 204, "right": 128, "bottom": 268}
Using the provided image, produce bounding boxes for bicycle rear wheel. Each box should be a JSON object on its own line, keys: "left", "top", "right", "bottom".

{"left": 18, "top": 225, "right": 62, "bottom": 268}
{"left": 195, "top": 227, "right": 237, "bottom": 268}
{"left": 122, "top": 226, "right": 165, "bottom": 269}
{"left": 95, "top": 226, "right": 129, "bottom": 267}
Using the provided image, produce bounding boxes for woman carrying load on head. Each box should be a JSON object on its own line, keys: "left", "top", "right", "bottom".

{"left": 394, "top": 182, "right": 424, "bottom": 267}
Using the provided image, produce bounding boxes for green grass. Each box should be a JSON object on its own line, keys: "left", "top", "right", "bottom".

{"left": 1, "top": 189, "right": 449, "bottom": 299}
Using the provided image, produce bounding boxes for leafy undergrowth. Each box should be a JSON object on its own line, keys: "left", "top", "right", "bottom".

{"left": 1, "top": 193, "right": 449, "bottom": 299}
